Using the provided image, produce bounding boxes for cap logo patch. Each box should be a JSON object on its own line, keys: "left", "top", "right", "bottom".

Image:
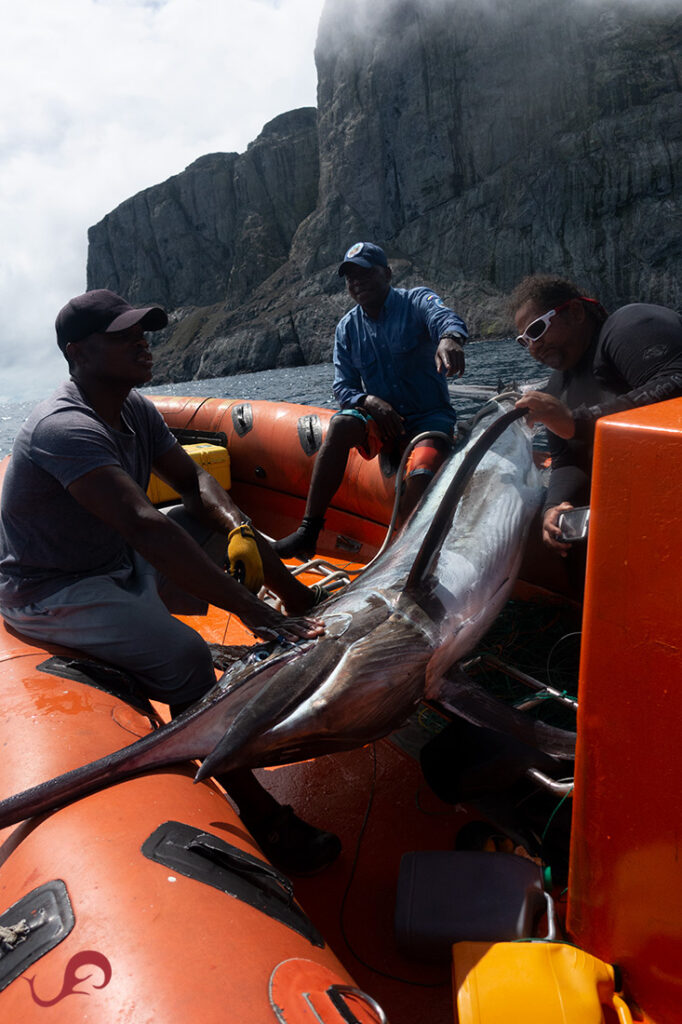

{"left": 346, "top": 243, "right": 364, "bottom": 259}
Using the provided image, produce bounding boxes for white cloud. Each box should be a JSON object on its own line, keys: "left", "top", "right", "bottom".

{"left": 0, "top": 0, "right": 324, "bottom": 398}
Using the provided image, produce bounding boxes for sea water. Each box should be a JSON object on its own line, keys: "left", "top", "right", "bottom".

{"left": 0, "top": 338, "right": 544, "bottom": 457}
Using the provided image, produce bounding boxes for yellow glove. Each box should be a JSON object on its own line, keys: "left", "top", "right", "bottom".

{"left": 226, "top": 524, "right": 264, "bottom": 594}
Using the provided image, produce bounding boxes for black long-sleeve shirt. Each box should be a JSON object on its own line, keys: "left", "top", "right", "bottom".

{"left": 543, "top": 303, "right": 682, "bottom": 511}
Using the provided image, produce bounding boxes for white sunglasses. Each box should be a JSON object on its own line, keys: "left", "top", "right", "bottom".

{"left": 516, "top": 301, "right": 572, "bottom": 348}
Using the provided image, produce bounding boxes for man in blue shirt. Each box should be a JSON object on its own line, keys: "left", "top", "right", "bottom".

{"left": 275, "top": 242, "right": 468, "bottom": 559}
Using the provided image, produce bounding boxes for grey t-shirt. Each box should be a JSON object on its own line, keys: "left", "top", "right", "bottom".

{"left": 0, "top": 380, "right": 176, "bottom": 607}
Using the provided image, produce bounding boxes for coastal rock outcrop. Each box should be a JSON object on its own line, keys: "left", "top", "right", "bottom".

{"left": 87, "top": 107, "right": 319, "bottom": 314}
{"left": 86, "top": 0, "right": 682, "bottom": 383}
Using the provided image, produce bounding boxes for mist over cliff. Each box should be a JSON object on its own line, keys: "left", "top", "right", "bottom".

{"left": 87, "top": 0, "right": 682, "bottom": 383}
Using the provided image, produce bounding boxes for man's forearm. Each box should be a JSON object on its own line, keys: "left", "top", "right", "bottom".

{"left": 126, "top": 506, "right": 263, "bottom": 620}
{"left": 572, "top": 371, "right": 682, "bottom": 442}
{"left": 177, "top": 466, "right": 313, "bottom": 616}
{"left": 543, "top": 465, "right": 590, "bottom": 514}
{"left": 180, "top": 466, "right": 245, "bottom": 535}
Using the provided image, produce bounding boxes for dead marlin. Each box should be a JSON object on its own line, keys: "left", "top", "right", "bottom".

{"left": 0, "top": 398, "right": 544, "bottom": 828}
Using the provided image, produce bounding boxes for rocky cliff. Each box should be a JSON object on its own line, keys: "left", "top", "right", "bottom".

{"left": 87, "top": 0, "right": 682, "bottom": 383}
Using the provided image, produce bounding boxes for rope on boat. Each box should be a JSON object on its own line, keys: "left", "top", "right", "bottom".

{"left": 0, "top": 918, "right": 31, "bottom": 951}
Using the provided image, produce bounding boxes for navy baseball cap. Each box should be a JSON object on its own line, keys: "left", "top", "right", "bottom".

{"left": 55, "top": 289, "right": 168, "bottom": 353}
{"left": 338, "top": 242, "right": 388, "bottom": 276}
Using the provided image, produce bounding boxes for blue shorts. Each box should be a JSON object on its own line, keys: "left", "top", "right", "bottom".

{"left": 334, "top": 407, "right": 454, "bottom": 476}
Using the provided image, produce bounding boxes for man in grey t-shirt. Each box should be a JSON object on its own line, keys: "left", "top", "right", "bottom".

{"left": 0, "top": 289, "right": 339, "bottom": 876}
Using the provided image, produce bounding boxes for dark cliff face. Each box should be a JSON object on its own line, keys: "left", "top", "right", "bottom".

{"left": 86, "top": 107, "right": 319, "bottom": 312}
{"left": 306, "top": 0, "right": 681, "bottom": 304}
{"left": 86, "top": 0, "right": 682, "bottom": 384}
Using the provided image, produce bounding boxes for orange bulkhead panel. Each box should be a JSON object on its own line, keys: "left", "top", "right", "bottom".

{"left": 567, "top": 397, "right": 682, "bottom": 1023}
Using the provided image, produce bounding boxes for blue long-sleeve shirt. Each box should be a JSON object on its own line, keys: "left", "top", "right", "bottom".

{"left": 332, "top": 287, "right": 468, "bottom": 424}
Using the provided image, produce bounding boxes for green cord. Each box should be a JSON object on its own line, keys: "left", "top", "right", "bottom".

{"left": 542, "top": 786, "right": 574, "bottom": 842}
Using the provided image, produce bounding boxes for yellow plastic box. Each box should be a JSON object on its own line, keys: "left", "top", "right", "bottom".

{"left": 147, "top": 442, "right": 231, "bottom": 505}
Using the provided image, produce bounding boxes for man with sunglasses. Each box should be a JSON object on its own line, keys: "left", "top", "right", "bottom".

{"left": 510, "top": 274, "right": 682, "bottom": 567}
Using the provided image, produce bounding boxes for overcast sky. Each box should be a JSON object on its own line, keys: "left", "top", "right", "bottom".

{"left": 0, "top": 0, "right": 325, "bottom": 402}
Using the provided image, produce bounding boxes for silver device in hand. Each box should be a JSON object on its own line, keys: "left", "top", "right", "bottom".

{"left": 557, "top": 506, "right": 590, "bottom": 543}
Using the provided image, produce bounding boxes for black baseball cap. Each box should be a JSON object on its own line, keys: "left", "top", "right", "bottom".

{"left": 55, "top": 289, "right": 168, "bottom": 353}
{"left": 338, "top": 242, "right": 389, "bottom": 276}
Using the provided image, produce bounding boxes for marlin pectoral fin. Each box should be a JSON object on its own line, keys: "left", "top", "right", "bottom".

{"left": 195, "top": 640, "right": 339, "bottom": 782}
{"left": 435, "top": 668, "right": 576, "bottom": 760}
{"left": 198, "top": 610, "right": 435, "bottom": 774}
